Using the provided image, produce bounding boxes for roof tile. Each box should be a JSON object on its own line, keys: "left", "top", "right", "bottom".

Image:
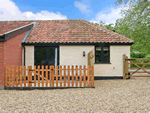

{"left": 0, "top": 21, "right": 33, "bottom": 35}
{"left": 0, "top": 19, "right": 134, "bottom": 43}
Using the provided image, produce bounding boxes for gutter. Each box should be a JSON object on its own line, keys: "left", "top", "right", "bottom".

{"left": 22, "top": 22, "right": 36, "bottom": 43}
{"left": 0, "top": 35, "right": 6, "bottom": 42}
{"left": 0, "top": 22, "right": 36, "bottom": 42}
{"left": 4, "top": 22, "right": 35, "bottom": 35}
{"left": 21, "top": 21, "right": 36, "bottom": 66}
{"left": 22, "top": 45, "right": 26, "bottom": 66}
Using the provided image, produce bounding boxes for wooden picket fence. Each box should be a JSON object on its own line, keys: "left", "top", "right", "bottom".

{"left": 123, "top": 54, "right": 150, "bottom": 79}
{"left": 4, "top": 65, "right": 94, "bottom": 89}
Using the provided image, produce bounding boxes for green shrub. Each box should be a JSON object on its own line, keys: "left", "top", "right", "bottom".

{"left": 130, "top": 52, "right": 150, "bottom": 67}
{"left": 131, "top": 52, "right": 146, "bottom": 58}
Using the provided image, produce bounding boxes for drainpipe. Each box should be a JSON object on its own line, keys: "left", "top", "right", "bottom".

{"left": 22, "top": 45, "right": 26, "bottom": 66}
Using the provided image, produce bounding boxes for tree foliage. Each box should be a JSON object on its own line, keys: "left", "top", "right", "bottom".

{"left": 115, "top": 0, "right": 150, "bottom": 56}
{"left": 93, "top": 21, "right": 115, "bottom": 31}
{"left": 94, "top": 0, "right": 150, "bottom": 57}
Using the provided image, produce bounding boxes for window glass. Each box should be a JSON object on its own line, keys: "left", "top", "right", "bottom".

{"left": 103, "top": 51, "right": 109, "bottom": 62}
{"left": 95, "top": 51, "right": 101, "bottom": 62}
{"left": 95, "top": 46, "right": 109, "bottom": 63}
{"left": 35, "top": 48, "right": 47, "bottom": 65}
{"left": 103, "top": 46, "right": 109, "bottom": 51}
{"left": 47, "top": 48, "right": 55, "bottom": 65}
{"left": 96, "top": 46, "right": 101, "bottom": 51}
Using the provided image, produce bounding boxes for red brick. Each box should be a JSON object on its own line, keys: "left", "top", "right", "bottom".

{"left": 0, "top": 31, "right": 27, "bottom": 88}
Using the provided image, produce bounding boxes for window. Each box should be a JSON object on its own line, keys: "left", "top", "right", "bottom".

{"left": 34, "top": 47, "right": 59, "bottom": 66}
{"left": 95, "top": 45, "right": 110, "bottom": 63}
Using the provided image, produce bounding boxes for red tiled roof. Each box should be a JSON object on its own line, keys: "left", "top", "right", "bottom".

{"left": 0, "top": 21, "right": 33, "bottom": 36}
{"left": 26, "top": 19, "right": 133, "bottom": 43}
{"left": 0, "top": 19, "right": 134, "bottom": 43}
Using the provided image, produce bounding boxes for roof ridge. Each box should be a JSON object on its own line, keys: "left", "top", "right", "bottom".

{"left": 80, "top": 19, "right": 134, "bottom": 43}
{"left": 22, "top": 22, "right": 36, "bottom": 43}
{"left": 3, "top": 22, "right": 34, "bottom": 35}
{"left": 0, "top": 19, "right": 82, "bottom": 23}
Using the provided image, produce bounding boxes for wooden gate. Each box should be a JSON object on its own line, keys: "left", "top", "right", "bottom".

{"left": 123, "top": 54, "right": 150, "bottom": 79}
{"left": 4, "top": 65, "right": 94, "bottom": 89}
{"left": 88, "top": 49, "right": 94, "bottom": 67}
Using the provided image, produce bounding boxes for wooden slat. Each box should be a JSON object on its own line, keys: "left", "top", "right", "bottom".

{"left": 30, "top": 66, "right": 33, "bottom": 87}
{"left": 12, "top": 67, "right": 18, "bottom": 87}
{"left": 42, "top": 65, "right": 44, "bottom": 87}
{"left": 20, "top": 66, "right": 22, "bottom": 87}
{"left": 131, "top": 63, "right": 150, "bottom": 64}
{"left": 72, "top": 66, "right": 74, "bottom": 87}
{"left": 12, "top": 66, "right": 15, "bottom": 87}
{"left": 51, "top": 65, "right": 54, "bottom": 87}
{"left": 8, "top": 66, "right": 11, "bottom": 87}
{"left": 90, "top": 67, "right": 93, "bottom": 85}
{"left": 55, "top": 81, "right": 85, "bottom": 83}
{"left": 68, "top": 65, "right": 70, "bottom": 87}
{"left": 84, "top": 65, "right": 86, "bottom": 87}
{"left": 33, "top": 68, "right": 89, "bottom": 71}
{"left": 5, "top": 67, "right": 7, "bottom": 87}
{"left": 132, "top": 75, "right": 150, "bottom": 77}
{"left": 91, "top": 65, "right": 94, "bottom": 87}
{"left": 5, "top": 65, "right": 94, "bottom": 88}
{"left": 34, "top": 66, "right": 36, "bottom": 87}
{"left": 49, "top": 66, "right": 52, "bottom": 87}
{"left": 31, "top": 66, "right": 33, "bottom": 87}
{"left": 123, "top": 54, "right": 126, "bottom": 79}
{"left": 126, "top": 59, "right": 150, "bottom": 61}
{"left": 60, "top": 66, "right": 62, "bottom": 87}
{"left": 125, "top": 56, "right": 129, "bottom": 78}
{"left": 75, "top": 65, "right": 78, "bottom": 87}
{"left": 38, "top": 66, "right": 40, "bottom": 87}
{"left": 133, "top": 59, "right": 150, "bottom": 61}
{"left": 64, "top": 65, "right": 66, "bottom": 87}
{"left": 46, "top": 66, "right": 48, "bottom": 87}
{"left": 56, "top": 66, "right": 58, "bottom": 87}
{"left": 27, "top": 66, "right": 30, "bottom": 87}
{"left": 130, "top": 67, "right": 150, "bottom": 69}
{"left": 16, "top": 66, "right": 18, "bottom": 87}
{"left": 129, "top": 71, "right": 150, "bottom": 73}
{"left": 130, "top": 61, "right": 149, "bottom": 75}
{"left": 24, "top": 66, "right": 26, "bottom": 87}
{"left": 79, "top": 65, "right": 82, "bottom": 87}
{"left": 87, "top": 65, "right": 90, "bottom": 87}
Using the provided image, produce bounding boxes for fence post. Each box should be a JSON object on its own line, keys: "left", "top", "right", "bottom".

{"left": 28, "top": 66, "right": 32, "bottom": 87}
{"left": 125, "top": 56, "right": 129, "bottom": 79}
{"left": 123, "top": 54, "right": 126, "bottom": 80}
{"left": 5, "top": 66, "right": 7, "bottom": 87}
{"left": 51, "top": 65, "right": 54, "bottom": 87}
{"left": 87, "top": 65, "right": 90, "bottom": 87}
{"left": 91, "top": 65, "right": 94, "bottom": 87}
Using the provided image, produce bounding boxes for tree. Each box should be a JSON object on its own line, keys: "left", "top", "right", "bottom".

{"left": 94, "top": 20, "right": 116, "bottom": 31}
{"left": 115, "top": 0, "right": 149, "bottom": 5}
{"left": 115, "top": 0, "right": 150, "bottom": 56}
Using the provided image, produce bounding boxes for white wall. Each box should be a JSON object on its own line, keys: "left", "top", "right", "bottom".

{"left": 60, "top": 45, "right": 94, "bottom": 65}
{"left": 25, "top": 45, "right": 34, "bottom": 67}
{"left": 24, "top": 45, "right": 130, "bottom": 77}
{"left": 60, "top": 45, "right": 130, "bottom": 77}
{"left": 94, "top": 45, "right": 130, "bottom": 77}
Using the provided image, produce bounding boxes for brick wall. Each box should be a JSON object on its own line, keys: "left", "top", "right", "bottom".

{"left": 4, "top": 31, "right": 27, "bottom": 67}
{"left": 0, "top": 31, "right": 27, "bottom": 88}
{"left": 0, "top": 42, "right": 4, "bottom": 88}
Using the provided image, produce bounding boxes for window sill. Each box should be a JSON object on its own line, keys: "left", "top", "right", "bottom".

{"left": 94, "top": 62, "right": 111, "bottom": 64}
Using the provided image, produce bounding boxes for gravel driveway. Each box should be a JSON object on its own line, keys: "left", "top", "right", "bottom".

{"left": 0, "top": 77, "right": 150, "bottom": 112}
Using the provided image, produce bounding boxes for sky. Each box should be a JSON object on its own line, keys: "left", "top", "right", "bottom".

{"left": 0, "top": 0, "right": 123, "bottom": 24}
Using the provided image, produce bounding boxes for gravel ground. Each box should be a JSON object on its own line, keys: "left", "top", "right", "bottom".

{"left": 0, "top": 77, "right": 150, "bottom": 113}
